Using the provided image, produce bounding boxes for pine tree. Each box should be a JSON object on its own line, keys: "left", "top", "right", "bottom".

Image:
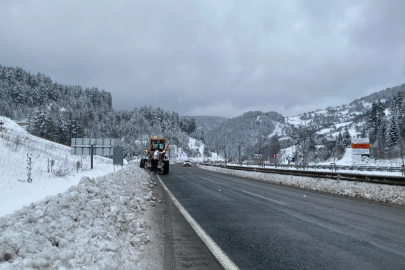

{"left": 342, "top": 127, "right": 352, "bottom": 147}
{"left": 367, "top": 100, "right": 386, "bottom": 143}
{"left": 388, "top": 116, "right": 400, "bottom": 146}
{"left": 44, "top": 114, "right": 57, "bottom": 141}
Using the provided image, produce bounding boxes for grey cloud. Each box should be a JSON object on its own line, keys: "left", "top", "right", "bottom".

{"left": 0, "top": 0, "right": 404, "bottom": 118}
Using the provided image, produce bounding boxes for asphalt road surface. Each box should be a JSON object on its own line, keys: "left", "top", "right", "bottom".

{"left": 160, "top": 163, "right": 405, "bottom": 270}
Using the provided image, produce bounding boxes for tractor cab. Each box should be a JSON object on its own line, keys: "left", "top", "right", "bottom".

{"left": 151, "top": 139, "right": 165, "bottom": 151}
{"left": 148, "top": 137, "right": 168, "bottom": 156}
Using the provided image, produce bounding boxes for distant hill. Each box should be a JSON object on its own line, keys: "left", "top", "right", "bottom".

{"left": 201, "top": 82, "right": 405, "bottom": 164}
{"left": 204, "top": 111, "right": 289, "bottom": 160}
{"left": 188, "top": 116, "right": 228, "bottom": 133}
{"left": 351, "top": 83, "right": 405, "bottom": 105}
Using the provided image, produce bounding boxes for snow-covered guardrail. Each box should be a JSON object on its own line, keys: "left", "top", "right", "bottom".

{"left": 207, "top": 163, "right": 404, "bottom": 173}
{"left": 272, "top": 163, "right": 403, "bottom": 172}
{"left": 200, "top": 164, "right": 405, "bottom": 186}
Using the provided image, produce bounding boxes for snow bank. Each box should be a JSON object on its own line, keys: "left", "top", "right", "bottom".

{"left": 0, "top": 163, "right": 156, "bottom": 270}
{"left": 198, "top": 165, "right": 405, "bottom": 206}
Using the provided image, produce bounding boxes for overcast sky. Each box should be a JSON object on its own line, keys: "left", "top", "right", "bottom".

{"left": 1, "top": 0, "right": 404, "bottom": 118}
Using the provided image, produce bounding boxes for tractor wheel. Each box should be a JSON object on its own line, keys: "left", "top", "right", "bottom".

{"left": 162, "top": 160, "right": 169, "bottom": 175}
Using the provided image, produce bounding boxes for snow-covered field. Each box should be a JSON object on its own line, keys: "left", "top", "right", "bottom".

{"left": 0, "top": 117, "right": 157, "bottom": 269}
{"left": 198, "top": 165, "right": 405, "bottom": 206}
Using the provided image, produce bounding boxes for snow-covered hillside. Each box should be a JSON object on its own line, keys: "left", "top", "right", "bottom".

{"left": 0, "top": 117, "right": 117, "bottom": 217}
{"left": 285, "top": 95, "right": 382, "bottom": 141}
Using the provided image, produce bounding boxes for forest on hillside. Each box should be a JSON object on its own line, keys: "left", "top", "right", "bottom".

{"left": 0, "top": 65, "right": 200, "bottom": 157}
{"left": 202, "top": 86, "right": 405, "bottom": 166}
{"left": 2, "top": 64, "right": 405, "bottom": 165}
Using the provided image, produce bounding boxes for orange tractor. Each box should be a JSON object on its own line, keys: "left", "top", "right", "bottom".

{"left": 140, "top": 136, "right": 170, "bottom": 174}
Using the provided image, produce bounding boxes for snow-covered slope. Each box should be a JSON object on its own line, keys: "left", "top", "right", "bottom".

{"left": 0, "top": 116, "right": 115, "bottom": 217}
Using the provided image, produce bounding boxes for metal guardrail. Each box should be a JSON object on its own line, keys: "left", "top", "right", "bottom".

{"left": 205, "top": 162, "right": 404, "bottom": 172}
{"left": 277, "top": 163, "right": 403, "bottom": 172}
{"left": 199, "top": 164, "right": 405, "bottom": 186}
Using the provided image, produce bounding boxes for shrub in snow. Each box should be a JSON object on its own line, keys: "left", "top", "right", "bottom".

{"left": 76, "top": 160, "right": 82, "bottom": 173}
{"left": 12, "top": 135, "right": 23, "bottom": 152}
{"left": 52, "top": 155, "right": 72, "bottom": 177}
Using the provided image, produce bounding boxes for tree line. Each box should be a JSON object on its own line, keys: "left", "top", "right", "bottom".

{"left": 0, "top": 65, "right": 198, "bottom": 157}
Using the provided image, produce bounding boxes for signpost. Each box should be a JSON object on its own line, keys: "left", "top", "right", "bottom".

{"left": 351, "top": 138, "right": 370, "bottom": 165}
{"left": 71, "top": 138, "right": 117, "bottom": 169}
{"left": 113, "top": 146, "right": 124, "bottom": 171}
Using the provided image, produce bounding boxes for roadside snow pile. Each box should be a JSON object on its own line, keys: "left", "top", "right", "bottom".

{"left": 198, "top": 165, "right": 405, "bottom": 206}
{"left": 0, "top": 163, "right": 155, "bottom": 270}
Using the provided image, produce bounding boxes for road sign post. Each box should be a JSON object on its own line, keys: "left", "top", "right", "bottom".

{"left": 113, "top": 147, "right": 124, "bottom": 171}
{"left": 351, "top": 138, "right": 370, "bottom": 165}
{"left": 71, "top": 138, "right": 117, "bottom": 169}
{"left": 91, "top": 143, "right": 94, "bottom": 169}
{"left": 274, "top": 153, "right": 278, "bottom": 167}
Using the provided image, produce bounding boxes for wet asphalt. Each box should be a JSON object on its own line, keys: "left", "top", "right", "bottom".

{"left": 160, "top": 164, "right": 405, "bottom": 270}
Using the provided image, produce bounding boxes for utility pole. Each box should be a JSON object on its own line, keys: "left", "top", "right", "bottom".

{"left": 90, "top": 143, "right": 94, "bottom": 169}
{"left": 238, "top": 144, "right": 241, "bottom": 165}
{"left": 259, "top": 137, "right": 262, "bottom": 167}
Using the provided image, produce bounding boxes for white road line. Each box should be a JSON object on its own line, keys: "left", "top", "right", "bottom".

{"left": 157, "top": 175, "right": 239, "bottom": 270}
{"left": 241, "top": 190, "right": 286, "bottom": 205}
{"left": 200, "top": 177, "right": 214, "bottom": 183}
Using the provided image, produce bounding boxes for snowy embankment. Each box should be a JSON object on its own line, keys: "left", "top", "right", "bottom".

{"left": 198, "top": 165, "right": 405, "bottom": 206}
{"left": 0, "top": 163, "right": 156, "bottom": 270}
{"left": 0, "top": 116, "right": 159, "bottom": 269}
{"left": 0, "top": 116, "right": 116, "bottom": 217}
